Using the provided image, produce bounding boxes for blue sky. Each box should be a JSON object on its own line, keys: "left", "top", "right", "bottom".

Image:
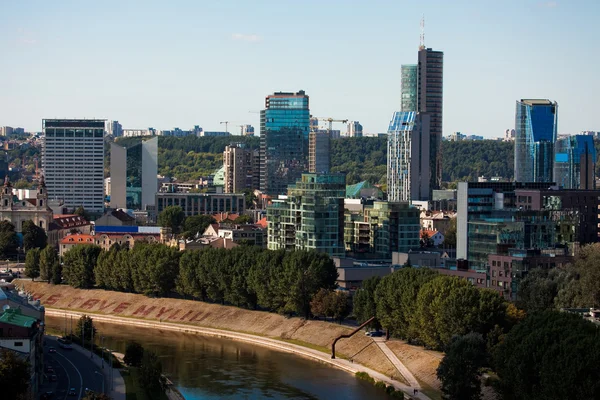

{"left": 0, "top": 0, "right": 598, "bottom": 137}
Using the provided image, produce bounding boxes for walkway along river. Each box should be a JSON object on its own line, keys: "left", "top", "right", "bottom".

{"left": 45, "top": 315, "right": 391, "bottom": 400}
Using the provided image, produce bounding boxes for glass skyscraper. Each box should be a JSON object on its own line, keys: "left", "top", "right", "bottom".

{"left": 514, "top": 99, "right": 558, "bottom": 183}
{"left": 400, "top": 65, "right": 418, "bottom": 112}
{"left": 554, "top": 135, "right": 596, "bottom": 189}
{"left": 387, "top": 111, "right": 431, "bottom": 202}
{"left": 260, "top": 90, "right": 310, "bottom": 195}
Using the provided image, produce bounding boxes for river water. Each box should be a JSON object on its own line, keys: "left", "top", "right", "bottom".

{"left": 45, "top": 316, "right": 389, "bottom": 400}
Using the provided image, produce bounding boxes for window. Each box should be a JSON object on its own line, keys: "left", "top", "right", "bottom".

{"left": 14, "top": 341, "right": 23, "bottom": 347}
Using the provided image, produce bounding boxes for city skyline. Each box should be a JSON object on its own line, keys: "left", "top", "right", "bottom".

{"left": 1, "top": 1, "right": 599, "bottom": 137}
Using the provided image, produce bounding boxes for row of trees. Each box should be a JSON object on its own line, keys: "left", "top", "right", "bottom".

{"left": 353, "top": 268, "right": 523, "bottom": 350}
{"left": 60, "top": 243, "right": 338, "bottom": 318}
{"left": 158, "top": 206, "right": 252, "bottom": 237}
{"left": 24, "top": 245, "right": 61, "bottom": 283}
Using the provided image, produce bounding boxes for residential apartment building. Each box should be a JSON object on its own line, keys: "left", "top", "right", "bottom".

{"left": 42, "top": 119, "right": 105, "bottom": 213}
{"left": 514, "top": 99, "right": 558, "bottom": 183}
{"left": 344, "top": 201, "right": 420, "bottom": 259}
{"left": 387, "top": 111, "right": 431, "bottom": 202}
{"left": 223, "top": 143, "right": 256, "bottom": 193}
{"left": 260, "top": 90, "right": 310, "bottom": 195}
{"left": 346, "top": 121, "right": 363, "bottom": 138}
{"left": 155, "top": 192, "right": 245, "bottom": 217}
{"left": 267, "top": 173, "right": 345, "bottom": 257}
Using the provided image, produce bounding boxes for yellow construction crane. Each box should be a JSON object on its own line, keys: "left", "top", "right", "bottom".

{"left": 310, "top": 117, "right": 348, "bottom": 132}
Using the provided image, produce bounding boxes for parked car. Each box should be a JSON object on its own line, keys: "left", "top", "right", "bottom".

{"left": 366, "top": 331, "right": 384, "bottom": 337}
{"left": 68, "top": 388, "right": 77, "bottom": 396}
{"left": 48, "top": 347, "right": 56, "bottom": 353}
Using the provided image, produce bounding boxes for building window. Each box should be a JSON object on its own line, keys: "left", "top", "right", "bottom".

{"left": 14, "top": 341, "right": 23, "bottom": 347}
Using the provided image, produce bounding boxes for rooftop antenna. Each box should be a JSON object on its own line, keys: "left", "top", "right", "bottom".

{"left": 419, "top": 15, "right": 425, "bottom": 50}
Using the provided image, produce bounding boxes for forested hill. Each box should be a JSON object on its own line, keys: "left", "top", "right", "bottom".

{"left": 115, "top": 135, "right": 515, "bottom": 184}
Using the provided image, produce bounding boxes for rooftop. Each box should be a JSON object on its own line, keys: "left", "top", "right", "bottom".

{"left": 0, "top": 308, "right": 36, "bottom": 328}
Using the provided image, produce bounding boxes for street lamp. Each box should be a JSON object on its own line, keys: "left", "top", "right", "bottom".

{"left": 95, "top": 371, "right": 105, "bottom": 394}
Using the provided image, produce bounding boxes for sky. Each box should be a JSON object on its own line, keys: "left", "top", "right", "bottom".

{"left": 0, "top": 0, "right": 599, "bottom": 137}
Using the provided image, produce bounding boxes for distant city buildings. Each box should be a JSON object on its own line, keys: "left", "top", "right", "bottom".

{"left": 260, "top": 90, "right": 310, "bottom": 195}
{"left": 514, "top": 99, "right": 558, "bottom": 183}
{"left": 387, "top": 111, "right": 431, "bottom": 202}
{"left": 346, "top": 121, "right": 363, "bottom": 138}
{"left": 0, "top": 126, "right": 14, "bottom": 136}
{"left": 554, "top": 135, "right": 596, "bottom": 190}
{"left": 42, "top": 119, "right": 105, "bottom": 213}
{"left": 110, "top": 137, "right": 158, "bottom": 210}
{"left": 106, "top": 120, "right": 123, "bottom": 137}
{"left": 155, "top": 192, "right": 245, "bottom": 217}
{"left": 504, "top": 128, "right": 516, "bottom": 142}
{"left": 240, "top": 124, "right": 255, "bottom": 136}
{"left": 123, "top": 128, "right": 156, "bottom": 137}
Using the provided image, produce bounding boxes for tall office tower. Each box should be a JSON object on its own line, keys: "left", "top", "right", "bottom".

{"left": 241, "top": 125, "right": 255, "bottom": 136}
{"left": 267, "top": 173, "right": 345, "bottom": 257}
{"left": 106, "top": 120, "right": 123, "bottom": 137}
{"left": 346, "top": 121, "right": 363, "bottom": 138}
{"left": 400, "top": 64, "right": 418, "bottom": 112}
{"left": 110, "top": 137, "right": 158, "bottom": 210}
{"left": 224, "top": 143, "right": 254, "bottom": 193}
{"left": 554, "top": 135, "right": 596, "bottom": 189}
{"left": 42, "top": 119, "right": 105, "bottom": 213}
{"left": 260, "top": 90, "right": 310, "bottom": 195}
{"left": 417, "top": 48, "right": 443, "bottom": 190}
{"left": 387, "top": 111, "right": 431, "bottom": 202}
{"left": 514, "top": 99, "right": 558, "bottom": 183}
{"left": 309, "top": 131, "right": 330, "bottom": 173}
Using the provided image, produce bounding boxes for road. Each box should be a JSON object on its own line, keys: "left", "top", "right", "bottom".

{"left": 40, "top": 336, "right": 105, "bottom": 400}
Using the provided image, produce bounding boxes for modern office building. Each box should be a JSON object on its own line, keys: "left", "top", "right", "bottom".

{"left": 42, "top": 119, "right": 105, "bottom": 213}
{"left": 240, "top": 125, "right": 255, "bottom": 136}
{"left": 400, "top": 64, "right": 418, "bottom": 112}
{"left": 387, "top": 111, "right": 431, "bottom": 202}
{"left": 346, "top": 121, "right": 363, "bottom": 138}
{"left": 344, "top": 201, "right": 420, "bottom": 258}
{"left": 0, "top": 126, "right": 14, "bottom": 136}
{"left": 110, "top": 137, "right": 158, "bottom": 210}
{"left": 553, "top": 135, "right": 596, "bottom": 189}
{"left": 106, "top": 120, "right": 123, "bottom": 137}
{"left": 309, "top": 131, "right": 330, "bottom": 173}
{"left": 224, "top": 143, "right": 256, "bottom": 193}
{"left": 155, "top": 192, "right": 245, "bottom": 217}
{"left": 267, "top": 173, "right": 345, "bottom": 257}
{"left": 417, "top": 48, "right": 444, "bottom": 191}
{"left": 260, "top": 90, "right": 310, "bottom": 195}
{"left": 514, "top": 99, "right": 558, "bottom": 183}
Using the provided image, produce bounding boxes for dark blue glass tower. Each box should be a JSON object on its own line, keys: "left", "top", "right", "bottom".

{"left": 554, "top": 135, "right": 596, "bottom": 189}
{"left": 514, "top": 99, "right": 558, "bottom": 183}
{"left": 260, "top": 90, "right": 310, "bottom": 195}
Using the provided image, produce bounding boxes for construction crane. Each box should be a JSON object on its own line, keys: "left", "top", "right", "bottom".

{"left": 310, "top": 117, "right": 348, "bottom": 132}
{"left": 219, "top": 121, "right": 230, "bottom": 133}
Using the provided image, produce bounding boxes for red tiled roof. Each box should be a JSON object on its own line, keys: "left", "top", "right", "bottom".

{"left": 60, "top": 234, "right": 95, "bottom": 245}
{"left": 213, "top": 213, "right": 239, "bottom": 223}
{"left": 53, "top": 215, "right": 90, "bottom": 229}
{"left": 256, "top": 217, "right": 267, "bottom": 229}
{"left": 420, "top": 229, "right": 440, "bottom": 238}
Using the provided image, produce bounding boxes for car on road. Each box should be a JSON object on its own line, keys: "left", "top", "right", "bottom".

{"left": 59, "top": 343, "right": 73, "bottom": 350}
{"left": 46, "top": 366, "right": 55, "bottom": 373}
{"left": 48, "top": 347, "right": 56, "bottom": 353}
{"left": 50, "top": 374, "right": 57, "bottom": 382}
{"left": 68, "top": 388, "right": 77, "bottom": 396}
{"left": 41, "top": 391, "right": 54, "bottom": 400}
{"left": 366, "top": 331, "right": 384, "bottom": 337}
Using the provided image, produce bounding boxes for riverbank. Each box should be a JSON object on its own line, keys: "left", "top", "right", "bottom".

{"left": 18, "top": 281, "right": 441, "bottom": 398}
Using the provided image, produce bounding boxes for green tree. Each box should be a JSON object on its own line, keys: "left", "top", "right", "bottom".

{"left": 130, "top": 243, "right": 181, "bottom": 297}
{"left": 437, "top": 333, "right": 487, "bottom": 400}
{"left": 494, "top": 311, "right": 600, "bottom": 400}
{"left": 157, "top": 206, "right": 185, "bottom": 234}
{"left": 63, "top": 245, "right": 102, "bottom": 288}
{"left": 310, "top": 288, "right": 331, "bottom": 319}
{"left": 0, "top": 220, "right": 18, "bottom": 259}
{"left": 243, "top": 189, "right": 257, "bottom": 209}
{"left": 74, "top": 205, "right": 90, "bottom": 220}
{"left": 0, "top": 348, "right": 30, "bottom": 400}
{"left": 516, "top": 268, "right": 563, "bottom": 312}
{"left": 330, "top": 291, "right": 351, "bottom": 323}
{"left": 22, "top": 220, "right": 47, "bottom": 251}
{"left": 24, "top": 248, "right": 40, "bottom": 281}
{"left": 233, "top": 214, "right": 252, "bottom": 224}
{"left": 124, "top": 341, "right": 144, "bottom": 367}
{"left": 353, "top": 276, "right": 381, "bottom": 329}
{"left": 76, "top": 314, "right": 97, "bottom": 343}
{"left": 138, "top": 350, "right": 166, "bottom": 396}
{"left": 443, "top": 218, "right": 457, "bottom": 247}
{"left": 39, "top": 245, "right": 62, "bottom": 285}
{"left": 182, "top": 214, "right": 216, "bottom": 239}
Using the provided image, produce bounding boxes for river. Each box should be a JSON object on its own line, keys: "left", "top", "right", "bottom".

{"left": 45, "top": 316, "right": 390, "bottom": 400}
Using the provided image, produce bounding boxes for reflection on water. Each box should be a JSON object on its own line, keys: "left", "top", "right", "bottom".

{"left": 46, "top": 316, "right": 389, "bottom": 400}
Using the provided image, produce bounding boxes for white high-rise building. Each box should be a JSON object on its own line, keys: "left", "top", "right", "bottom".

{"left": 387, "top": 111, "right": 431, "bottom": 202}
{"left": 42, "top": 119, "right": 105, "bottom": 213}
{"left": 346, "top": 121, "right": 363, "bottom": 137}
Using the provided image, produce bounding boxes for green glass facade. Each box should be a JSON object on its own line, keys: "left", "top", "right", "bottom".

{"left": 344, "top": 201, "right": 420, "bottom": 258}
{"left": 267, "top": 173, "right": 345, "bottom": 257}
{"left": 400, "top": 64, "right": 418, "bottom": 112}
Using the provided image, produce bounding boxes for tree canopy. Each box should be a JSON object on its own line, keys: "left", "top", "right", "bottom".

{"left": 24, "top": 248, "right": 40, "bottom": 281}
{"left": 0, "top": 349, "right": 30, "bottom": 400}
{"left": 0, "top": 221, "right": 18, "bottom": 259}
{"left": 63, "top": 245, "right": 102, "bottom": 288}
{"left": 157, "top": 206, "right": 185, "bottom": 234}
{"left": 22, "top": 219, "right": 47, "bottom": 251}
{"left": 353, "top": 276, "right": 381, "bottom": 329}
{"left": 76, "top": 314, "right": 98, "bottom": 343}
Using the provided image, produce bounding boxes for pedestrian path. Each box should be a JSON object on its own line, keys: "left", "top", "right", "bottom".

{"left": 373, "top": 337, "right": 422, "bottom": 389}
{"left": 70, "top": 340, "right": 125, "bottom": 400}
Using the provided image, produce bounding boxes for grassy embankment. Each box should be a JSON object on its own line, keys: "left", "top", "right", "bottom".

{"left": 19, "top": 280, "right": 444, "bottom": 394}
